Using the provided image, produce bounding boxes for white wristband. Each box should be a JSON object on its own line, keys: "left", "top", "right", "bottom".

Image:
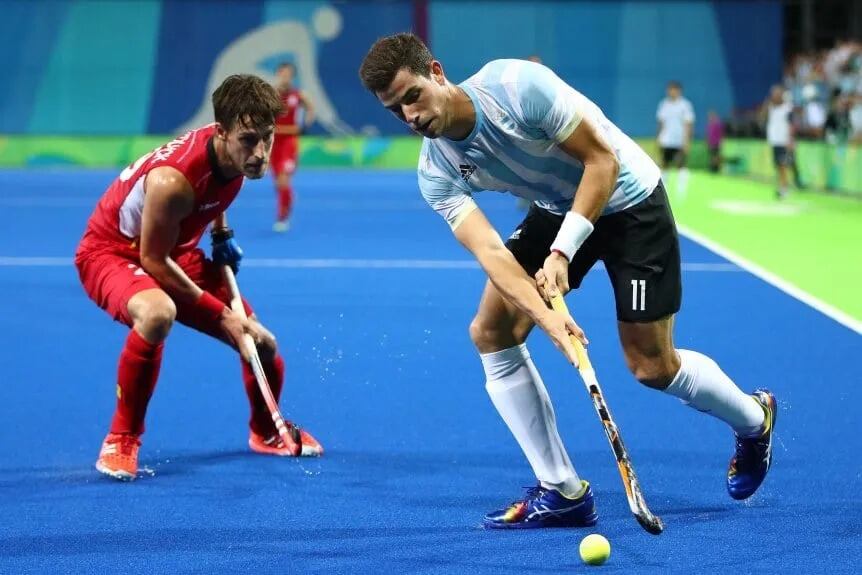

{"left": 550, "top": 211, "right": 594, "bottom": 262}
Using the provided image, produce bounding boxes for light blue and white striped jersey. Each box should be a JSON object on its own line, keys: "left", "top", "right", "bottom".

{"left": 418, "top": 59, "right": 661, "bottom": 229}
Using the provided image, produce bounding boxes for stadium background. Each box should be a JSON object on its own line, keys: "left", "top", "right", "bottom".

{"left": 0, "top": 0, "right": 779, "bottom": 137}
{"left": 1, "top": 0, "right": 858, "bottom": 319}
{"left": 2, "top": 0, "right": 859, "bottom": 190}
{"left": 0, "top": 1, "right": 860, "bottom": 573}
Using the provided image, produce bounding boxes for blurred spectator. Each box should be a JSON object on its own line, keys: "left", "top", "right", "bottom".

{"left": 656, "top": 81, "right": 694, "bottom": 196}
{"left": 706, "top": 110, "right": 723, "bottom": 173}
{"left": 800, "top": 84, "right": 827, "bottom": 139}
{"left": 849, "top": 94, "right": 862, "bottom": 144}
{"left": 762, "top": 85, "right": 795, "bottom": 199}
{"left": 727, "top": 40, "right": 862, "bottom": 143}
{"left": 725, "top": 107, "right": 761, "bottom": 138}
{"left": 657, "top": 81, "right": 695, "bottom": 168}
{"left": 783, "top": 40, "right": 862, "bottom": 141}
{"left": 825, "top": 87, "right": 852, "bottom": 144}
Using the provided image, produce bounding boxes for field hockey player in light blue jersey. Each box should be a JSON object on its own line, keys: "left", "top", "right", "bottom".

{"left": 359, "top": 33, "right": 777, "bottom": 530}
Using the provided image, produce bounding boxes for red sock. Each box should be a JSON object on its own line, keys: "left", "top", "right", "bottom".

{"left": 242, "top": 354, "right": 285, "bottom": 435}
{"left": 277, "top": 185, "right": 293, "bottom": 221}
{"left": 110, "top": 330, "right": 164, "bottom": 435}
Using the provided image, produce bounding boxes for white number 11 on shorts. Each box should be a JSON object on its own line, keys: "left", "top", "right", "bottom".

{"left": 631, "top": 279, "right": 646, "bottom": 311}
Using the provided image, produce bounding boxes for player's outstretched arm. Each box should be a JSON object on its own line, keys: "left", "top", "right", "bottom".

{"left": 452, "top": 206, "right": 584, "bottom": 365}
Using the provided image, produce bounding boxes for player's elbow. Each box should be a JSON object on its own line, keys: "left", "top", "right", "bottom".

{"left": 591, "top": 153, "right": 619, "bottom": 190}
{"left": 470, "top": 242, "right": 510, "bottom": 274}
{"left": 139, "top": 253, "right": 168, "bottom": 277}
{"left": 604, "top": 153, "right": 620, "bottom": 181}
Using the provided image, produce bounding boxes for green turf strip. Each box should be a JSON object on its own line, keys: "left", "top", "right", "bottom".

{"left": 666, "top": 171, "right": 862, "bottom": 324}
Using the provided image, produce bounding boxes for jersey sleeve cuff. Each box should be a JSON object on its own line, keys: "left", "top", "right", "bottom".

{"left": 449, "top": 198, "right": 479, "bottom": 231}
{"left": 554, "top": 105, "right": 584, "bottom": 143}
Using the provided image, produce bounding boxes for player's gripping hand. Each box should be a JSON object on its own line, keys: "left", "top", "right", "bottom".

{"left": 535, "top": 307, "right": 588, "bottom": 367}
{"left": 535, "top": 251, "right": 570, "bottom": 303}
{"left": 211, "top": 227, "right": 243, "bottom": 274}
{"left": 245, "top": 317, "right": 277, "bottom": 356}
{"left": 217, "top": 308, "right": 254, "bottom": 361}
{"left": 218, "top": 309, "right": 279, "bottom": 363}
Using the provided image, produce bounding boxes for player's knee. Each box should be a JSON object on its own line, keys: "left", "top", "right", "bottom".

{"left": 257, "top": 334, "right": 277, "bottom": 360}
{"left": 625, "top": 354, "right": 679, "bottom": 390}
{"left": 134, "top": 300, "right": 176, "bottom": 342}
{"left": 469, "top": 315, "right": 522, "bottom": 353}
{"left": 468, "top": 317, "right": 485, "bottom": 344}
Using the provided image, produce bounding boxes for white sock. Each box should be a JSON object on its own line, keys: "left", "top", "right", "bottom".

{"left": 482, "top": 344, "right": 582, "bottom": 496}
{"left": 664, "top": 349, "right": 764, "bottom": 436}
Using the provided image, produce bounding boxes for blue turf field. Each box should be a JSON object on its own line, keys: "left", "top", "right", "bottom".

{"left": 0, "top": 169, "right": 860, "bottom": 574}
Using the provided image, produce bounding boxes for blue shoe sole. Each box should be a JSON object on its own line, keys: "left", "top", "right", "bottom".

{"left": 482, "top": 510, "right": 598, "bottom": 530}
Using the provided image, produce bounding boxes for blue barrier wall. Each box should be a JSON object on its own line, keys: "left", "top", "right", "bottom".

{"left": 0, "top": 0, "right": 781, "bottom": 137}
{"left": 430, "top": 0, "right": 782, "bottom": 137}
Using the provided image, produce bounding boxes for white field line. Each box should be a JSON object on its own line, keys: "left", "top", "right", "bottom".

{"left": 0, "top": 256, "right": 740, "bottom": 272}
{"left": 6, "top": 241, "right": 856, "bottom": 334}
{"left": 678, "top": 224, "right": 861, "bottom": 335}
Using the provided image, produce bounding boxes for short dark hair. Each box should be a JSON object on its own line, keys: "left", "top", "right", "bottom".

{"left": 668, "top": 81, "right": 682, "bottom": 90}
{"left": 359, "top": 32, "right": 433, "bottom": 93}
{"left": 277, "top": 62, "right": 295, "bottom": 74}
{"left": 212, "top": 74, "right": 282, "bottom": 131}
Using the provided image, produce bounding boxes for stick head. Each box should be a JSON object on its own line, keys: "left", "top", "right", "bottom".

{"left": 277, "top": 421, "right": 302, "bottom": 457}
{"left": 636, "top": 512, "right": 664, "bottom": 535}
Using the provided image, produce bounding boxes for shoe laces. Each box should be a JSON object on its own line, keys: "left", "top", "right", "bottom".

{"left": 516, "top": 485, "right": 547, "bottom": 507}
{"left": 731, "top": 435, "right": 757, "bottom": 474}
{"left": 110, "top": 435, "right": 140, "bottom": 457}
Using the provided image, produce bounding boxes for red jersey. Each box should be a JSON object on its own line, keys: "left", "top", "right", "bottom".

{"left": 77, "top": 124, "right": 244, "bottom": 261}
{"left": 275, "top": 88, "right": 302, "bottom": 131}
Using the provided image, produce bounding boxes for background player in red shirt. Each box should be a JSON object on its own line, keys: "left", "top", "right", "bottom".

{"left": 271, "top": 62, "right": 315, "bottom": 232}
{"left": 75, "top": 74, "right": 322, "bottom": 481}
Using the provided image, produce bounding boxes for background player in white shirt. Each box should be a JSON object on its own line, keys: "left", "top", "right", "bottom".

{"left": 763, "top": 85, "right": 795, "bottom": 199}
{"left": 359, "top": 33, "right": 777, "bottom": 529}
{"left": 656, "top": 81, "right": 695, "bottom": 196}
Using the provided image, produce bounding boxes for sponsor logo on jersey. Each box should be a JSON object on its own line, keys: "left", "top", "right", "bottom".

{"left": 459, "top": 164, "right": 476, "bottom": 182}
{"left": 199, "top": 201, "right": 221, "bottom": 211}
{"left": 152, "top": 131, "right": 193, "bottom": 163}
{"left": 127, "top": 264, "right": 149, "bottom": 277}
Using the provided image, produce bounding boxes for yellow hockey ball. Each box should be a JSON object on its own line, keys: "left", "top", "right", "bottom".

{"left": 579, "top": 533, "right": 611, "bottom": 566}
